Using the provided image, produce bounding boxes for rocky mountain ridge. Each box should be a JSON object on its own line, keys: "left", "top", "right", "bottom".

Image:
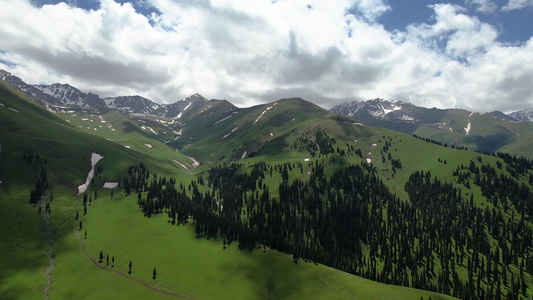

{"left": 0, "top": 69, "right": 222, "bottom": 119}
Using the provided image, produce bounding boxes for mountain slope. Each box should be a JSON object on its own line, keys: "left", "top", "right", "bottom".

{"left": 0, "top": 69, "right": 233, "bottom": 120}
{"left": 0, "top": 79, "right": 457, "bottom": 300}
{"left": 4, "top": 70, "right": 533, "bottom": 299}
{"left": 331, "top": 99, "right": 533, "bottom": 157}
{"left": 510, "top": 108, "right": 533, "bottom": 122}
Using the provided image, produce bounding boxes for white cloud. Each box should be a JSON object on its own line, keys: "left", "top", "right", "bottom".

{"left": 0, "top": 0, "right": 532, "bottom": 113}
{"left": 465, "top": 0, "right": 498, "bottom": 14}
{"left": 347, "top": 0, "right": 391, "bottom": 22}
{"left": 503, "top": 0, "right": 533, "bottom": 11}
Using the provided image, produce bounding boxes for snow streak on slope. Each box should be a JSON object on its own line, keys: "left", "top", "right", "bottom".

{"left": 252, "top": 103, "right": 277, "bottom": 126}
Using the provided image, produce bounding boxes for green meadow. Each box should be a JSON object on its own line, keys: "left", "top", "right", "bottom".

{"left": 5, "top": 80, "right": 532, "bottom": 299}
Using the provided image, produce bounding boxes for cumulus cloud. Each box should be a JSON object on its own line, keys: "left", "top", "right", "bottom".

{"left": 502, "top": 0, "right": 533, "bottom": 11}
{"left": 346, "top": 0, "right": 391, "bottom": 22}
{"left": 0, "top": 0, "right": 532, "bottom": 112}
{"left": 465, "top": 0, "right": 498, "bottom": 14}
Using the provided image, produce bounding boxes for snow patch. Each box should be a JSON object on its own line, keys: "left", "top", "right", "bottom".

{"left": 304, "top": 158, "right": 310, "bottom": 162}
{"left": 183, "top": 102, "right": 192, "bottom": 111}
{"left": 142, "top": 126, "right": 158, "bottom": 135}
{"left": 78, "top": 153, "right": 103, "bottom": 195}
{"left": 400, "top": 115, "right": 414, "bottom": 121}
{"left": 371, "top": 143, "right": 377, "bottom": 147}
{"left": 352, "top": 122, "right": 364, "bottom": 126}
{"left": 464, "top": 122, "right": 471, "bottom": 135}
{"left": 241, "top": 151, "right": 247, "bottom": 159}
{"left": 8, "top": 107, "right": 19, "bottom": 113}
{"left": 212, "top": 115, "right": 233, "bottom": 126}
{"left": 124, "top": 145, "right": 131, "bottom": 149}
{"left": 173, "top": 159, "right": 188, "bottom": 170}
{"left": 222, "top": 127, "right": 238, "bottom": 140}
{"left": 366, "top": 158, "right": 372, "bottom": 164}
{"left": 144, "top": 143, "right": 153, "bottom": 148}
{"left": 252, "top": 103, "right": 277, "bottom": 126}
{"left": 188, "top": 156, "right": 200, "bottom": 170}
{"left": 102, "top": 182, "right": 118, "bottom": 189}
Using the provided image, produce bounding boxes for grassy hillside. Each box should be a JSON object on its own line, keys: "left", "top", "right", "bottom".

{"left": 0, "top": 83, "right": 457, "bottom": 299}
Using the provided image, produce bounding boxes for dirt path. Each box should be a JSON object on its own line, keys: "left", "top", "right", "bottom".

{"left": 39, "top": 194, "right": 55, "bottom": 300}
{"left": 73, "top": 224, "right": 191, "bottom": 299}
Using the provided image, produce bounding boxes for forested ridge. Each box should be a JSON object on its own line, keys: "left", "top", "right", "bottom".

{"left": 118, "top": 136, "right": 533, "bottom": 300}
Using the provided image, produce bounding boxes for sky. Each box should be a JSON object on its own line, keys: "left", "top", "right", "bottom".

{"left": 0, "top": 0, "right": 532, "bottom": 112}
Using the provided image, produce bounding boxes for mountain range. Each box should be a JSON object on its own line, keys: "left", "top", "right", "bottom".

{"left": 2, "top": 69, "right": 533, "bottom": 159}
{"left": 331, "top": 98, "right": 533, "bottom": 157}
{"left": 3, "top": 68, "right": 533, "bottom": 300}
{"left": 0, "top": 69, "right": 227, "bottom": 119}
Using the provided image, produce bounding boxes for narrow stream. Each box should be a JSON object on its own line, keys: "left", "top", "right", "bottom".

{"left": 40, "top": 194, "right": 55, "bottom": 300}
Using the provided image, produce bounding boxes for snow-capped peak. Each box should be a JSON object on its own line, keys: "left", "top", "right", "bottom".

{"left": 509, "top": 109, "right": 533, "bottom": 122}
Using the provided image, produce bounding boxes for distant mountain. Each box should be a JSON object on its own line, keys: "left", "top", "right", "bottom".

{"left": 331, "top": 98, "right": 448, "bottom": 126}
{"left": 104, "top": 95, "right": 162, "bottom": 115}
{"left": 158, "top": 93, "right": 210, "bottom": 119}
{"left": 0, "top": 69, "right": 230, "bottom": 119}
{"left": 331, "top": 99, "right": 533, "bottom": 156}
{"left": 509, "top": 109, "right": 533, "bottom": 122}
{"left": 33, "top": 83, "right": 107, "bottom": 110}
{"left": 488, "top": 110, "right": 518, "bottom": 121}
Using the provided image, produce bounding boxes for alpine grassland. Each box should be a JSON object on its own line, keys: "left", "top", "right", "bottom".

{"left": 3, "top": 81, "right": 533, "bottom": 299}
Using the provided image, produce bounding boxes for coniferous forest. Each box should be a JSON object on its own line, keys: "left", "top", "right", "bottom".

{"left": 121, "top": 144, "right": 533, "bottom": 300}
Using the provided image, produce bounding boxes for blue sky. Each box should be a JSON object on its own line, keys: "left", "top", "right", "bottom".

{"left": 1, "top": 0, "right": 533, "bottom": 112}
{"left": 381, "top": 1, "right": 533, "bottom": 43}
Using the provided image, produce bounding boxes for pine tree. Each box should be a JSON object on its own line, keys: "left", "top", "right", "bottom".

{"left": 99, "top": 251, "right": 104, "bottom": 263}
{"left": 84, "top": 229, "right": 87, "bottom": 239}
{"left": 128, "top": 260, "right": 132, "bottom": 274}
{"left": 79, "top": 221, "right": 83, "bottom": 230}
{"left": 75, "top": 210, "right": 79, "bottom": 220}
{"left": 153, "top": 267, "right": 157, "bottom": 280}
{"left": 112, "top": 256, "right": 115, "bottom": 267}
